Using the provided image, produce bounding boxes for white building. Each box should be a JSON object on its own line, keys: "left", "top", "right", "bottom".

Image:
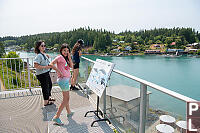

{"left": 125, "top": 46, "right": 132, "bottom": 51}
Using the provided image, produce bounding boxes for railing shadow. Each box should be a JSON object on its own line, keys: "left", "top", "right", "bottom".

{"left": 42, "top": 104, "right": 57, "bottom": 121}
{"left": 63, "top": 118, "right": 89, "bottom": 133}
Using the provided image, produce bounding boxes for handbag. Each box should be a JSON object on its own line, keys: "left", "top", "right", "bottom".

{"left": 49, "top": 71, "right": 57, "bottom": 84}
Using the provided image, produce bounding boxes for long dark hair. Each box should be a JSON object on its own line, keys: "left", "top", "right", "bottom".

{"left": 72, "top": 42, "right": 80, "bottom": 55}
{"left": 34, "top": 40, "right": 44, "bottom": 54}
{"left": 72, "top": 39, "right": 84, "bottom": 55}
{"left": 59, "top": 43, "right": 71, "bottom": 65}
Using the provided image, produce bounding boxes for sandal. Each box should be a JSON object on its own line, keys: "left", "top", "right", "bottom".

{"left": 53, "top": 117, "right": 63, "bottom": 126}
{"left": 44, "top": 100, "right": 54, "bottom": 106}
{"left": 67, "top": 112, "right": 74, "bottom": 117}
{"left": 49, "top": 97, "right": 56, "bottom": 101}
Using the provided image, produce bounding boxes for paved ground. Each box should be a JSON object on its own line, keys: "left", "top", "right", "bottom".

{"left": 0, "top": 87, "right": 114, "bottom": 133}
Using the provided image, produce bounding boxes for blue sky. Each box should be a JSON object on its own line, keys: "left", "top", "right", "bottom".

{"left": 0, "top": 0, "right": 200, "bottom": 37}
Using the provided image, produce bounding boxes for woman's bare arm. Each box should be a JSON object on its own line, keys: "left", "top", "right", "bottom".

{"left": 68, "top": 54, "right": 73, "bottom": 68}
{"left": 49, "top": 58, "right": 63, "bottom": 76}
{"left": 79, "top": 50, "right": 82, "bottom": 56}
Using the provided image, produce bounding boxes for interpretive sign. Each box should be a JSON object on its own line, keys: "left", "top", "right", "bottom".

{"left": 86, "top": 59, "right": 115, "bottom": 97}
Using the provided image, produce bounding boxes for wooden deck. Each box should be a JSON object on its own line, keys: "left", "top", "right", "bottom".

{"left": 0, "top": 87, "right": 113, "bottom": 133}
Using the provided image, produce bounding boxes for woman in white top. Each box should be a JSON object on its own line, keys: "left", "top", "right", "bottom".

{"left": 34, "top": 40, "right": 55, "bottom": 106}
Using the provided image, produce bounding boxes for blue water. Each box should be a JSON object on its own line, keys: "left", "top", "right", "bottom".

{"left": 82, "top": 55, "right": 200, "bottom": 117}
{"left": 19, "top": 51, "right": 200, "bottom": 116}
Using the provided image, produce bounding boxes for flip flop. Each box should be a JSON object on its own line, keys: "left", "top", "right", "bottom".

{"left": 49, "top": 97, "right": 56, "bottom": 101}
{"left": 44, "top": 101, "right": 54, "bottom": 106}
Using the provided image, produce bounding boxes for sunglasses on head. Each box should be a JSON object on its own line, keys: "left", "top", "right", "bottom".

{"left": 41, "top": 45, "right": 46, "bottom": 47}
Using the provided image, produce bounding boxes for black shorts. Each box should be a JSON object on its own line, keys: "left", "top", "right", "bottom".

{"left": 73, "top": 63, "right": 79, "bottom": 69}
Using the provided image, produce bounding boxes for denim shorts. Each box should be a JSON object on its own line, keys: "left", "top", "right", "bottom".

{"left": 57, "top": 77, "right": 70, "bottom": 91}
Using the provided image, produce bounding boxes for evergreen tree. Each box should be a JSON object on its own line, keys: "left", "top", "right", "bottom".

{"left": 0, "top": 42, "right": 5, "bottom": 57}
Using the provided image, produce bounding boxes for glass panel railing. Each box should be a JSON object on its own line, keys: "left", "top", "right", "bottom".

{"left": 80, "top": 56, "right": 193, "bottom": 133}
{"left": 99, "top": 73, "right": 141, "bottom": 133}
{"left": 145, "top": 86, "right": 186, "bottom": 133}
{"left": 78, "top": 58, "right": 94, "bottom": 96}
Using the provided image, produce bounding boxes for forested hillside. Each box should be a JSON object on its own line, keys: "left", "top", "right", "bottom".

{"left": 0, "top": 27, "right": 200, "bottom": 52}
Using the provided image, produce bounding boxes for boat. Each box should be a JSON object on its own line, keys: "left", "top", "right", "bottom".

{"left": 100, "top": 53, "right": 109, "bottom": 57}
{"left": 116, "top": 52, "right": 123, "bottom": 57}
{"left": 163, "top": 54, "right": 180, "bottom": 58}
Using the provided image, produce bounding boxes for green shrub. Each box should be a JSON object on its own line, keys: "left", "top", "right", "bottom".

{"left": 197, "top": 49, "right": 200, "bottom": 55}
{"left": 88, "top": 48, "right": 95, "bottom": 54}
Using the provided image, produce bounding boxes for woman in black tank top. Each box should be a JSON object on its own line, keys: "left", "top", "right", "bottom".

{"left": 70, "top": 39, "right": 84, "bottom": 90}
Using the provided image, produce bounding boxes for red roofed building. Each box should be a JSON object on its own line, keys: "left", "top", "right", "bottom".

{"left": 171, "top": 42, "right": 176, "bottom": 45}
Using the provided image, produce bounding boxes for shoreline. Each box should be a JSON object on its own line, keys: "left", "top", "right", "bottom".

{"left": 10, "top": 50, "right": 200, "bottom": 58}
{"left": 82, "top": 53, "right": 199, "bottom": 57}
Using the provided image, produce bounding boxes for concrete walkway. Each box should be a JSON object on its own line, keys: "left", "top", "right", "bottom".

{"left": 0, "top": 87, "right": 113, "bottom": 133}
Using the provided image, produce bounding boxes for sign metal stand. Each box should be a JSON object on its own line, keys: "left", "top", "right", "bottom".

{"left": 84, "top": 95, "right": 111, "bottom": 127}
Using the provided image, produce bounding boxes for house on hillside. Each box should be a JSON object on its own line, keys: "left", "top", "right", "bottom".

{"left": 133, "top": 42, "right": 138, "bottom": 45}
{"left": 144, "top": 50, "right": 161, "bottom": 54}
{"left": 166, "top": 49, "right": 185, "bottom": 54}
{"left": 170, "top": 42, "right": 176, "bottom": 46}
{"left": 119, "top": 41, "right": 125, "bottom": 43}
{"left": 154, "top": 44, "right": 160, "bottom": 48}
{"left": 125, "top": 46, "right": 132, "bottom": 51}
{"left": 117, "top": 46, "right": 122, "bottom": 50}
{"left": 188, "top": 49, "right": 198, "bottom": 52}
{"left": 186, "top": 44, "right": 192, "bottom": 47}
{"left": 112, "top": 49, "right": 120, "bottom": 52}
{"left": 167, "top": 49, "right": 177, "bottom": 53}
{"left": 191, "top": 43, "right": 200, "bottom": 49}
{"left": 150, "top": 44, "right": 165, "bottom": 51}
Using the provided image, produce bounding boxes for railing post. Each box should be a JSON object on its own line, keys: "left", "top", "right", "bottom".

{"left": 2, "top": 59, "right": 5, "bottom": 89}
{"left": 27, "top": 58, "right": 31, "bottom": 90}
{"left": 6, "top": 59, "right": 9, "bottom": 90}
{"left": 0, "top": 75, "right": 1, "bottom": 92}
{"left": 15, "top": 59, "right": 18, "bottom": 89}
{"left": 85, "top": 62, "right": 88, "bottom": 80}
{"left": 85, "top": 61, "right": 89, "bottom": 98}
{"left": 103, "top": 88, "right": 106, "bottom": 117}
{"left": 139, "top": 83, "right": 147, "bottom": 133}
{"left": 19, "top": 59, "right": 22, "bottom": 89}
{"left": 10, "top": 59, "right": 14, "bottom": 89}
{"left": 0, "top": 59, "right": 2, "bottom": 91}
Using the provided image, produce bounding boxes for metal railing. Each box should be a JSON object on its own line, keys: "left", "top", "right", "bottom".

{"left": 80, "top": 56, "right": 196, "bottom": 133}
{"left": 0, "top": 58, "right": 35, "bottom": 91}
{"left": 0, "top": 55, "right": 68, "bottom": 91}
{"left": 0, "top": 57, "right": 56, "bottom": 91}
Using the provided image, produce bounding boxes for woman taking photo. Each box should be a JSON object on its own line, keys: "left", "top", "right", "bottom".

{"left": 70, "top": 39, "right": 84, "bottom": 90}
{"left": 50, "top": 43, "right": 74, "bottom": 125}
{"left": 34, "top": 40, "right": 55, "bottom": 106}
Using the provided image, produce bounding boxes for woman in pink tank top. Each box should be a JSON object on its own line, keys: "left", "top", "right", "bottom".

{"left": 49, "top": 43, "right": 74, "bottom": 125}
